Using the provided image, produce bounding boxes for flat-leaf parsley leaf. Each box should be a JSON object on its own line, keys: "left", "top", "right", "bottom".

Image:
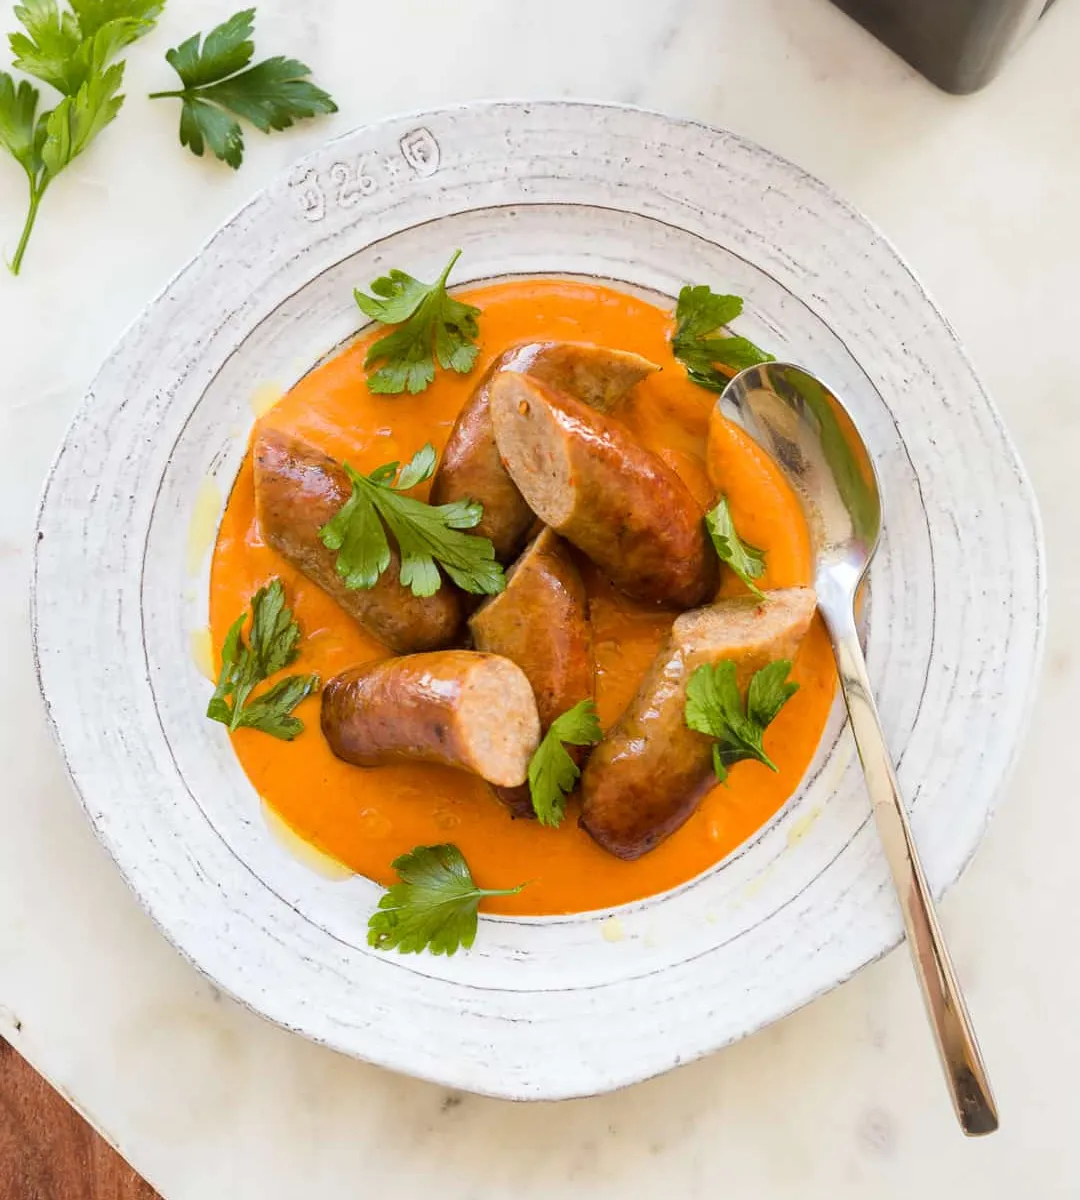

{"left": 705, "top": 496, "right": 766, "bottom": 599}
{"left": 527, "top": 700, "right": 603, "bottom": 827}
{"left": 354, "top": 249, "right": 481, "bottom": 395}
{"left": 685, "top": 659, "right": 798, "bottom": 781}
{"left": 150, "top": 8, "right": 337, "bottom": 169}
{"left": 10, "top": 0, "right": 162, "bottom": 93}
{"left": 207, "top": 577, "right": 320, "bottom": 740}
{"left": 0, "top": 0, "right": 162, "bottom": 274}
{"left": 671, "top": 284, "right": 774, "bottom": 392}
{"left": 368, "top": 844, "right": 526, "bottom": 956}
{"left": 319, "top": 443, "right": 505, "bottom": 598}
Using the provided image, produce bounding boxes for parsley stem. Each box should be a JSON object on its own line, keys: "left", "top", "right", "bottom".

{"left": 437, "top": 247, "right": 462, "bottom": 288}
{"left": 147, "top": 90, "right": 184, "bottom": 100}
{"left": 10, "top": 177, "right": 46, "bottom": 277}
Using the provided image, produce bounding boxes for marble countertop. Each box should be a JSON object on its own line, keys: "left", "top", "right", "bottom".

{"left": 1, "top": 0, "right": 1075, "bottom": 1195}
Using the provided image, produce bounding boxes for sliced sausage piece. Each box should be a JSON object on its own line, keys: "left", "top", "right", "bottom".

{"left": 580, "top": 587, "right": 817, "bottom": 859}
{"left": 254, "top": 427, "right": 462, "bottom": 653}
{"left": 321, "top": 651, "right": 541, "bottom": 788}
{"left": 469, "top": 528, "right": 594, "bottom": 816}
{"left": 504, "top": 342, "right": 659, "bottom": 412}
{"left": 429, "top": 343, "right": 658, "bottom": 561}
{"left": 469, "top": 528, "right": 592, "bottom": 728}
{"left": 489, "top": 373, "right": 717, "bottom": 608}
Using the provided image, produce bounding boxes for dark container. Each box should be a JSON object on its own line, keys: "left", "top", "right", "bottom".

{"left": 829, "top": 0, "right": 1058, "bottom": 93}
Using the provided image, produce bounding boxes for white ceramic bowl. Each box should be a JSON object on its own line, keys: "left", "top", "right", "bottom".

{"left": 32, "top": 101, "right": 1044, "bottom": 1099}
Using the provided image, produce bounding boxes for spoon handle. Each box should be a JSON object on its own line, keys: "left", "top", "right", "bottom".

{"left": 825, "top": 610, "right": 999, "bottom": 1136}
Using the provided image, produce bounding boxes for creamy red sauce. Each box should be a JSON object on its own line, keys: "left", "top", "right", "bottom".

{"left": 209, "top": 279, "right": 837, "bottom": 915}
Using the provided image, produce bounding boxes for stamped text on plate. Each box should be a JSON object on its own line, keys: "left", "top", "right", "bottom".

{"left": 289, "top": 127, "right": 442, "bottom": 222}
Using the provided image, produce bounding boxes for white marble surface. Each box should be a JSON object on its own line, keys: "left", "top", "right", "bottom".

{"left": 0, "top": 0, "right": 1075, "bottom": 1195}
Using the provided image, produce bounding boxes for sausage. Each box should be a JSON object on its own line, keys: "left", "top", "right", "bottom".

{"left": 429, "top": 343, "right": 658, "bottom": 561}
{"left": 489, "top": 373, "right": 717, "bottom": 608}
{"left": 254, "top": 427, "right": 462, "bottom": 653}
{"left": 504, "top": 342, "right": 658, "bottom": 412}
{"left": 580, "top": 587, "right": 817, "bottom": 859}
{"left": 469, "top": 529, "right": 592, "bottom": 729}
{"left": 468, "top": 528, "right": 594, "bottom": 816}
{"left": 321, "top": 652, "right": 541, "bottom": 788}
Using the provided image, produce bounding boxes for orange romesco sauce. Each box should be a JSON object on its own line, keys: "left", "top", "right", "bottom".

{"left": 210, "top": 279, "right": 837, "bottom": 915}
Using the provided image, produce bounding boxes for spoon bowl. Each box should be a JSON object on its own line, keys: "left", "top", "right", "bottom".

{"left": 718, "top": 362, "right": 998, "bottom": 1137}
{"left": 719, "top": 363, "right": 881, "bottom": 609}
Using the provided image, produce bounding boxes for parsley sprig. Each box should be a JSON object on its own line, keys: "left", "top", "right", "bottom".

{"left": 319, "top": 443, "right": 505, "bottom": 598}
{"left": 685, "top": 659, "right": 798, "bottom": 781}
{"left": 368, "top": 844, "right": 526, "bottom": 956}
{"left": 671, "top": 284, "right": 774, "bottom": 392}
{"left": 150, "top": 8, "right": 337, "bottom": 169}
{"left": 526, "top": 700, "right": 603, "bottom": 827}
{"left": 706, "top": 496, "right": 766, "bottom": 599}
{"left": 354, "top": 249, "right": 481, "bottom": 395}
{"left": 207, "top": 578, "right": 319, "bottom": 740}
{"left": 0, "top": 0, "right": 163, "bottom": 274}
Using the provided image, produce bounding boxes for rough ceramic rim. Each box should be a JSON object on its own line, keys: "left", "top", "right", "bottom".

{"left": 31, "top": 101, "right": 1046, "bottom": 1099}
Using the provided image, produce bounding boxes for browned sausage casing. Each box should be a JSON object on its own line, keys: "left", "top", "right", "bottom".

{"left": 429, "top": 342, "right": 658, "bottom": 561}
{"left": 254, "top": 427, "right": 462, "bottom": 653}
{"left": 321, "top": 652, "right": 541, "bottom": 788}
{"left": 489, "top": 373, "right": 717, "bottom": 609}
{"left": 580, "top": 588, "right": 817, "bottom": 859}
{"left": 469, "top": 528, "right": 594, "bottom": 816}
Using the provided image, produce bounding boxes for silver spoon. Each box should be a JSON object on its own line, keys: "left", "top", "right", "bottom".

{"left": 718, "top": 361, "right": 998, "bottom": 1136}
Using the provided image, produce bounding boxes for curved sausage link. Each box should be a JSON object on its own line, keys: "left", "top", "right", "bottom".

{"left": 321, "top": 651, "right": 541, "bottom": 788}
{"left": 580, "top": 588, "right": 817, "bottom": 859}
{"left": 489, "top": 373, "right": 717, "bottom": 609}
{"left": 254, "top": 428, "right": 462, "bottom": 653}
{"left": 469, "top": 528, "right": 594, "bottom": 817}
{"left": 429, "top": 342, "right": 658, "bottom": 561}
